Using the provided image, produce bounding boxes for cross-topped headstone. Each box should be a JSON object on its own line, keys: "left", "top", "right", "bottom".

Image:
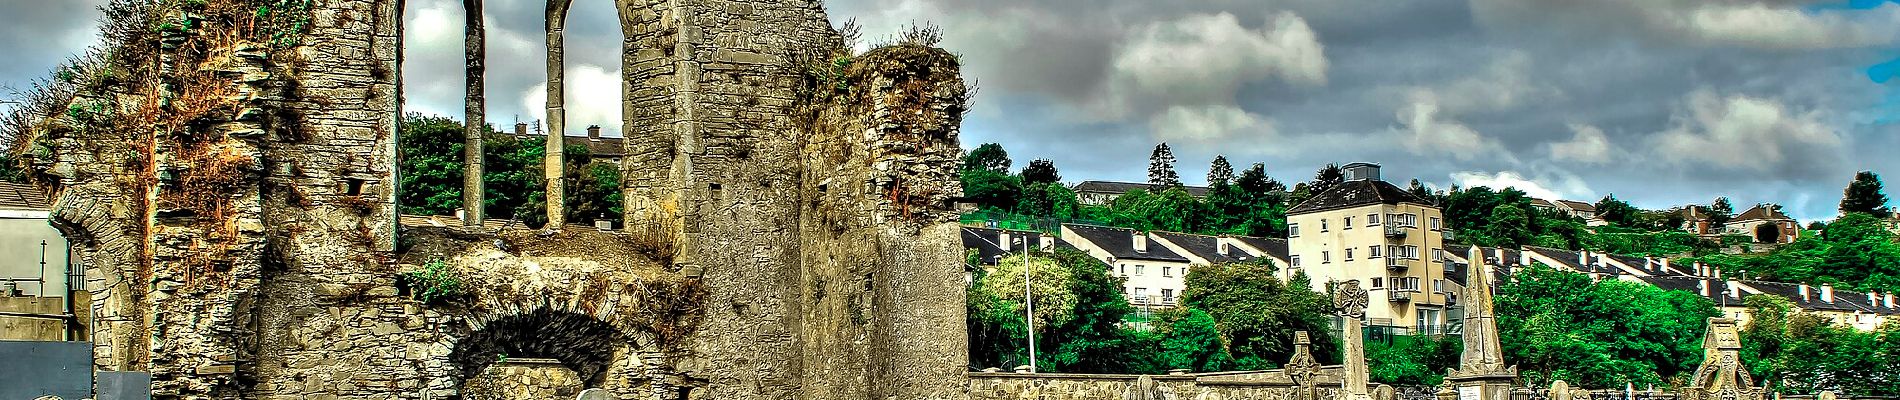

{"left": 1334, "top": 280, "right": 1371, "bottom": 400}
{"left": 1682, "top": 318, "right": 1762, "bottom": 400}
{"left": 1334, "top": 280, "right": 1368, "bottom": 318}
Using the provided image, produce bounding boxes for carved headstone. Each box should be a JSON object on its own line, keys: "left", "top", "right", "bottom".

{"left": 1681, "top": 318, "right": 1763, "bottom": 400}
{"left": 1818, "top": 391, "right": 1836, "bottom": 400}
{"left": 1550, "top": 381, "right": 1572, "bottom": 400}
{"left": 1444, "top": 247, "right": 1518, "bottom": 400}
{"left": 1375, "top": 384, "right": 1396, "bottom": 400}
{"left": 1335, "top": 280, "right": 1372, "bottom": 400}
{"left": 1124, "top": 375, "right": 1177, "bottom": 400}
{"left": 1288, "top": 331, "right": 1323, "bottom": 400}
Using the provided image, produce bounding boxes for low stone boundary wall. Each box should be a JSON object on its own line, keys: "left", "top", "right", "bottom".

{"left": 969, "top": 367, "right": 1346, "bottom": 400}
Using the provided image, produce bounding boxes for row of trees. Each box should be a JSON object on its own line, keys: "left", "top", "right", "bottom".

{"left": 967, "top": 250, "right": 1339, "bottom": 374}
{"left": 397, "top": 114, "right": 621, "bottom": 227}
{"left": 1740, "top": 294, "right": 1900, "bottom": 395}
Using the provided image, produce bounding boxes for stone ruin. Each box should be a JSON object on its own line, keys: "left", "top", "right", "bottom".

{"left": 20, "top": 0, "right": 970, "bottom": 398}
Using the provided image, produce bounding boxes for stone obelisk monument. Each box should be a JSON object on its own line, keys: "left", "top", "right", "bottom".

{"left": 1444, "top": 247, "right": 1518, "bottom": 400}
{"left": 1336, "top": 280, "right": 1373, "bottom": 400}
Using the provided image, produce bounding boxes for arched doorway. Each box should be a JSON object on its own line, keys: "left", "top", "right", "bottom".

{"left": 450, "top": 308, "right": 656, "bottom": 398}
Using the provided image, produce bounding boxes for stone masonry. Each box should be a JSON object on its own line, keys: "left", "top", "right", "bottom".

{"left": 32, "top": 0, "right": 969, "bottom": 398}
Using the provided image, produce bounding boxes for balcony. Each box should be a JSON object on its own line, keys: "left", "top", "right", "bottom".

{"left": 1384, "top": 224, "right": 1407, "bottom": 239}
{"left": 1388, "top": 290, "right": 1416, "bottom": 303}
{"left": 1131, "top": 295, "right": 1150, "bottom": 305}
{"left": 1386, "top": 258, "right": 1410, "bottom": 272}
{"left": 1159, "top": 297, "right": 1177, "bottom": 306}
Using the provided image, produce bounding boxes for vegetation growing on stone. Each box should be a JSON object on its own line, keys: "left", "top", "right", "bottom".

{"left": 401, "top": 259, "right": 466, "bottom": 305}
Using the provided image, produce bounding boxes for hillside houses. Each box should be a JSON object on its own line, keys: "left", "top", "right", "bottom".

{"left": 1073, "top": 181, "right": 1210, "bottom": 206}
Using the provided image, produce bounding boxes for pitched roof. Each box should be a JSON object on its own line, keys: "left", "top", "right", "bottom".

{"left": 1287, "top": 179, "right": 1429, "bottom": 215}
{"left": 0, "top": 181, "right": 50, "bottom": 211}
{"left": 1151, "top": 231, "right": 1258, "bottom": 265}
{"left": 1234, "top": 236, "right": 1291, "bottom": 263}
{"left": 1554, "top": 200, "right": 1597, "bottom": 213}
{"left": 962, "top": 227, "right": 1059, "bottom": 265}
{"left": 1732, "top": 204, "right": 1794, "bottom": 223}
{"left": 1072, "top": 181, "right": 1210, "bottom": 197}
{"left": 1063, "top": 224, "right": 1190, "bottom": 262}
{"left": 1744, "top": 281, "right": 1861, "bottom": 312}
{"left": 1529, "top": 198, "right": 1557, "bottom": 208}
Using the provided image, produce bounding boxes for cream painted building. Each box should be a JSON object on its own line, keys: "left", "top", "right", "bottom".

{"left": 1286, "top": 163, "right": 1454, "bottom": 333}
{"left": 1061, "top": 224, "right": 1198, "bottom": 308}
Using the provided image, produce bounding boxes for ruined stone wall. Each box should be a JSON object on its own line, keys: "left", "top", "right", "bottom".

{"left": 40, "top": 0, "right": 971, "bottom": 398}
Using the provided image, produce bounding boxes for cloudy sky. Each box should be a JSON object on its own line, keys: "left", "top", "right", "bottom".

{"left": 4, "top": 0, "right": 1897, "bottom": 221}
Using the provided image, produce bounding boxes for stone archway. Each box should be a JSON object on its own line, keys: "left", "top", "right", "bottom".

{"left": 449, "top": 307, "right": 665, "bottom": 398}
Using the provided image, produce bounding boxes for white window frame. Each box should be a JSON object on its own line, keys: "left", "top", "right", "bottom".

{"left": 1344, "top": 216, "right": 1354, "bottom": 230}
{"left": 1372, "top": 277, "right": 1384, "bottom": 288}
{"left": 1290, "top": 223, "right": 1301, "bottom": 238}
{"left": 1135, "top": 265, "right": 1145, "bottom": 275}
{"left": 1433, "top": 248, "right": 1444, "bottom": 262}
{"left": 1322, "top": 251, "right": 1331, "bottom": 264}
{"left": 1345, "top": 248, "right": 1355, "bottom": 261}
{"left": 1430, "top": 217, "right": 1442, "bottom": 230}
{"left": 1370, "top": 245, "right": 1382, "bottom": 258}
{"left": 1368, "top": 213, "right": 1380, "bottom": 226}
{"left": 1321, "top": 219, "right": 1330, "bottom": 232}
{"left": 1163, "top": 266, "right": 1172, "bottom": 277}
{"left": 1291, "top": 255, "right": 1302, "bottom": 267}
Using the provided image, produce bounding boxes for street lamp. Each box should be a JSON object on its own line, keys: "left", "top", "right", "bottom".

{"left": 1016, "top": 237, "right": 1038, "bottom": 373}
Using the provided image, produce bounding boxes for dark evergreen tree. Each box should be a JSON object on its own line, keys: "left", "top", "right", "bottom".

{"left": 1711, "top": 197, "right": 1735, "bottom": 230}
{"left": 1021, "top": 158, "right": 1061, "bottom": 185}
{"left": 1407, "top": 179, "right": 1435, "bottom": 205}
{"left": 1207, "top": 156, "right": 1234, "bottom": 186}
{"left": 1148, "top": 143, "right": 1181, "bottom": 186}
{"left": 1841, "top": 171, "right": 1891, "bottom": 217}
{"left": 1595, "top": 194, "right": 1642, "bottom": 227}
{"left": 1308, "top": 163, "right": 1344, "bottom": 195}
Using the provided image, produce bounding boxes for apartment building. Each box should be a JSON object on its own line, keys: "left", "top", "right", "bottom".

{"left": 1286, "top": 163, "right": 1453, "bottom": 333}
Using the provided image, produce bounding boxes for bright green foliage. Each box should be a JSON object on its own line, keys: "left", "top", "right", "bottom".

{"left": 1739, "top": 294, "right": 1900, "bottom": 395}
{"left": 980, "top": 253, "right": 1077, "bottom": 328}
{"left": 1367, "top": 334, "right": 1463, "bottom": 386}
{"left": 1182, "top": 262, "right": 1341, "bottom": 367}
{"left": 1495, "top": 263, "right": 1719, "bottom": 387}
{"left": 1694, "top": 213, "right": 1900, "bottom": 293}
{"left": 967, "top": 264, "right": 1030, "bottom": 369}
{"left": 397, "top": 113, "right": 466, "bottom": 216}
{"left": 567, "top": 159, "right": 623, "bottom": 224}
{"left": 1595, "top": 194, "right": 1644, "bottom": 228}
{"left": 963, "top": 143, "right": 1012, "bottom": 174}
{"left": 480, "top": 134, "right": 548, "bottom": 225}
{"left": 1483, "top": 204, "right": 1533, "bottom": 248}
{"left": 1015, "top": 182, "right": 1080, "bottom": 220}
{"left": 401, "top": 259, "right": 465, "bottom": 305}
{"left": 1040, "top": 248, "right": 1155, "bottom": 373}
{"left": 1585, "top": 226, "right": 1716, "bottom": 257}
{"left": 1156, "top": 308, "right": 1236, "bottom": 372}
{"left": 960, "top": 169, "right": 1022, "bottom": 212}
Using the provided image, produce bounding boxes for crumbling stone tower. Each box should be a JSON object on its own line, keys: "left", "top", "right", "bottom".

{"left": 29, "top": 0, "right": 969, "bottom": 398}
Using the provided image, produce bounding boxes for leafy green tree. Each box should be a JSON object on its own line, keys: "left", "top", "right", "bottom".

{"left": 1148, "top": 143, "right": 1180, "bottom": 186}
{"left": 967, "top": 262, "right": 1030, "bottom": 369}
{"left": 963, "top": 143, "right": 1012, "bottom": 174}
{"left": 1407, "top": 179, "right": 1438, "bottom": 206}
{"left": 1841, "top": 171, "right": 1891, "bottom": 217}
{"left": 1739, "top": 294, "right": 1893, "bottom": 394}
{"left": 1595, "top": 194, "right": 1642, "bottom": 228}
{"left": 1156, "top": 308, "right": 1236, "bottom": 372}
{"left": 1015, "top": 182, "right": 1080, "bottom": 220}
{"left": 1041, "top": 248, "right": 1154, "bottom": 373}
{"left": 961, "top": 169, "right": 1023, "bottom": 211}
{"left": 1021, "top": 158, "right": 1060, "bottom": 185}
{"left": 481, "top": 133, "right": 548, "bottom": 226}
{"left": 397, "top": 113, "right": 467, "bottom": 216}
{"left": 568, "top": 159, "right": 622, "bottom": 225}
{"left": 1182, "top": 262, "right": 1340, "bottom": 368}
{"left": 1495, "top": 263, "right": 1718, "bottom": 387}
{"left": 1483, "top": 204, "right": 1533, "bottom": 248}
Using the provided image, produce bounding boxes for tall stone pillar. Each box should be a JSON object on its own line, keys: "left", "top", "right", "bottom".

{"left": 1445, "top": 247, "right": 1518, "bottom": 400}
{"left": 1336, "top": 280, "right": 1372, "bottom": 400}
{"left": 543, "top": 0, "right": 571, "bottom": 229}
{"left": 1681, "top": 318, "right": 1763, "bottom": 400}
{"left": 461, "top": 0, "right": 486, "bottom": 227}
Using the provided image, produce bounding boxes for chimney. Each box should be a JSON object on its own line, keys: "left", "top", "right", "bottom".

{"left": 587, "top": 125, "right": 602, "bottom": 140}
{"left": 1217, "top": 241, "right": 1230, "bottom": 256}
{"left": 1870, "top": 292, "right": 1879, "bottom": 306}
{"left": 1799, "top": 285, "right": 1811, "bottom": 302}
{"left": 1886, "top": 293, "right": 1895, "bottom": 309}
{"left": 998, "top": 232, "right": 1012, "bottom": 251}
{"left": 1342, "top": 162, "right": 1382, "bottom": 182}
{"left": 514, "top": 122, "right": 528, "bottom": 136}
{"left": 1821, "top": 284, "right": 1834, "bottom": 303}
{"left": 1698, "top": 280, "right": 1710, "bottom": 297}
{"left": 1661, "top": 258, "right": 1672, "bottom": 274}
{"left": 1644, "top": 256, "right": 1655, "bottom": 272}
{"left": 1578, "top": 250, "right": 1588, "bottom": 268}
{"left": 1518, "top": 250, "right": 1530, "bottom": 267}
{"left": 1133, "top": 232, "right": 1148, "bottom": 253}
{"left": 1712, "top": 267, "right": 1722, "bottom": 279}
{"left": 1727, "top": 281, "right": 1742, "bottom": 300}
